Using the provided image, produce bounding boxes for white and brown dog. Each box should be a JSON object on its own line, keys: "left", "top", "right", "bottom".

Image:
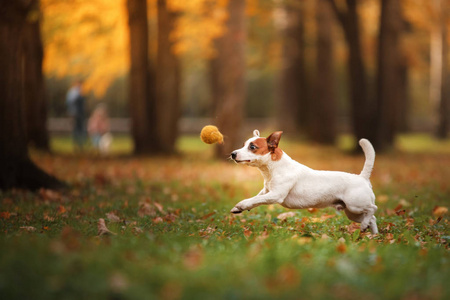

{"left": 230, "top": 130, "right": 378, "bottom": 234}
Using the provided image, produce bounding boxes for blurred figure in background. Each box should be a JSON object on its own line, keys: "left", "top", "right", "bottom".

{"left": 66, "top": 80, "right": 87, "bottom": 151}
{"left": 88, "top": 103, "right": 112, "bottom": 155}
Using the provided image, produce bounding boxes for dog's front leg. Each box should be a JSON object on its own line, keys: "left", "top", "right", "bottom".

{"left": 230, "top": 191, "right": 285, "bottom": 214}
{"left": 256, "top": 187, "right": 268, "bottom": 196}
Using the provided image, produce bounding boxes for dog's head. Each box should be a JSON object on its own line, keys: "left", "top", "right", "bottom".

{"left": 230, "top": 130, "right": 283, "bottom": 166}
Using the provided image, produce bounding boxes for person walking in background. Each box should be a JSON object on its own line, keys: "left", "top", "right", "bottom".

{"left": 66, "top": 80, "right": 86, "bottom": 151}
{"left": 88, "top": 103, "right": 112, "bottom": 155}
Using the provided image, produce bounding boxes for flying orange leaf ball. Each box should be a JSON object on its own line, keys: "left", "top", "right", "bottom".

{"left": 200, "top": 125, "right": 224, "bottom": 144}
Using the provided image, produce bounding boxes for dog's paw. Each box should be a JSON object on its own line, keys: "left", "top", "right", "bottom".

{"left": 230, "top": 207, "right": 243, "bottom": 214}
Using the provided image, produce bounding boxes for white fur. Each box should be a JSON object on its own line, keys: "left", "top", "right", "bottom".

{"left": 230, "top": 131, "right": 378, "bottom": 234}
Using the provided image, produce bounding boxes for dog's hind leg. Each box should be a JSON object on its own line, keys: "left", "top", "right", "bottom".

{"left": 360, "top": 205, "right": 378, "bottom": 233}
{"left": 369, "top": 216, "right": 378, "bottom": 234}
{"left": 345, "top": 205, "right": 378, "bottom": 234}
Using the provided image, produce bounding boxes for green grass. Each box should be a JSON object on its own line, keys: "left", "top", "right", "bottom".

{"left": 1, "top": 134, "right": 449, "bottom": 299}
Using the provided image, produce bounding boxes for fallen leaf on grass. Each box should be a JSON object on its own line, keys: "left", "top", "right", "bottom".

{"left": 152, "top": 217, "right": 163, "bottom": 224}
{"left": 199, "top": 226, "right": 216, "bottom": 238}
{"left": 58, "top": 205, "right": 67, "bottom": 214}
{"left": 201, "top": 211, "right": 216, "bottom": 220}
{"left": 106, "top": 212, "right": 121, "bottom": 223}
{"left": 138, "top": 202, "right": 156, "bottom": 217}
{"left": 132, "top": 227, "right": 143, "bottom": 234}
{"left": 347, "top": 223, "right": 360, "bottom": 234}
{"left": 395, "top": 209, "right": 406, "bottom": 216}
{"left": 244, "top": 228, "right": 253, "bottom": 238}
{"left": 310, "top": 214, "right": 336, "bottom": 223}
{"left": 277, "top": 212, "right": 296, "bottom": 220}
{"left": 97, "top": 218, "right": 116, "bottom": 236}
{"left": 39, "top": 188, "right": 61, "bottom": 202}
{"left": 20, "top": 226, "right": 36, "bottom": 232}
{"left": 153, "top": 202, "right": 164, "bottom": 213}
{"left": 43, "top": 214, "right": 55, "bottom": 222}
{"left": 432, "top": 206, "right": 448, "bottom": 217}
{"left": 0, "top": 212, "right": 11, "bottom": 219}
{"left": 164, "top": 213, "right": 178, "bottom": 223}
{"left": 256, "top": 229, "right": 270, "bottom": 242}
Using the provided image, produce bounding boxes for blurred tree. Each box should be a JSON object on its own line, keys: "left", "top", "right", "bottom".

{"left": 211, "top": 0, "right": 247, "bottom": 158}
{"left": 126, "top": 0, "right": 159, "bottom": 154}
{"left": 0, "top": 0, "right": 64, "bottom": 190}
{"left": 277, "top": 0, "right": 308, "bottom": 134}
{"left": 327, "top": 0, "right": 375, "bottom": 145}
{"left": 310, "top": 0, "right": 336, "bottom": 144}
{"left": 156, "top": 0, "right": 181, "bottom": 153}
{"left": 433, "top": 0, "right": 449, "bottom": 139}
{"left": 23, "top": 0, "right": 49, "bottom": 151}
{"left": 375, "top": 0, "right": 404, "bottom": 150}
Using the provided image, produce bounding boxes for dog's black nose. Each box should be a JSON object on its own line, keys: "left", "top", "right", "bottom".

{"left": 231, "top": 151, "right": 237, "bottom": 160}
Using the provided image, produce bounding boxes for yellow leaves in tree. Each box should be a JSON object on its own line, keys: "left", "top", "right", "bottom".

{"left": 169, "top": 0, "right": 229, "bottom": 58}
{"left": 41, "top": 0, "right": 128, "bottom": 97}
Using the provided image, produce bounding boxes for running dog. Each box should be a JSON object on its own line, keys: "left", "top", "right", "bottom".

{"left": 230, "top": 130, "right": 378, "bottom": 234}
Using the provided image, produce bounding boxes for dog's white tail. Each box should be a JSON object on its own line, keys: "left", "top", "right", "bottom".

{"left": 359, "top": 139, "right": 375, "bottom": 180}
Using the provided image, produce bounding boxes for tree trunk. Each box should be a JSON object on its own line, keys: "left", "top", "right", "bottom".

{"left": 375, "top": 0, "right": 403, "bottom": 150}
{"left": 311, "top": 0, "right": 336, "bottom": 144}
{"left": 436, "top": 0, "right": 449, "bottom": 139}
{"left": 277, "top": 0, "right": 308, "bottom": 134}
{"left": 327, "top": 0, "right": 374, "bottom": 145}
{"left": 23, "top": 1, "right": 49, "bottom": 151}
{"left": 126, "top": 0, "right": 158, "bottom": 154}
{"left": 0, "top": 0, "right": 65, "bottom": 190}
{"left": 212, "top": 0, "right": 247, "bottom": 158}
{"left": 156, "top": 0, "right": 181, "bottom": 153}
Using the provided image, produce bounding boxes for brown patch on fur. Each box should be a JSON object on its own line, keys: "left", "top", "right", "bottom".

{"left": 251, "top": 138, "right": 270, "bottom": 155}
{"left": 251, "top": 138, "right": 283, "bottom": 161}
{"left": 271, "top": 147, "right": 283, "bottom": 161}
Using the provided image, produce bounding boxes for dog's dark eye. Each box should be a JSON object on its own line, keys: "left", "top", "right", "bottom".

{"left": 249, "top": 144, "right": 257, "bottom": 150}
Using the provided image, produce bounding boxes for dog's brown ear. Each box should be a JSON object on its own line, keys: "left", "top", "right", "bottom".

{"left": 266, "top": 131, "right": 283, "bottom": 152}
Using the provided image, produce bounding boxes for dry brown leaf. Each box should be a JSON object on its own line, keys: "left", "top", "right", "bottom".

{"left": 201, "top": 211, "right": 216, "bottom": 220}
{"left": 39, "top": 188, "right": 61, "bottom": 202}
{"left": 0, "top": 212, "right": 11, "bottom": 219}
{"left": 97, "top": 218, "right": 116, "bottom": 236}
{"left": 256, "top": 229, "right": 270, "bottom": 242}
{"left": 152, "top": 217, "right": 163, "bottom": 224}
{"left": 164, "top": 213, "right": 178, "bottom": 223}
{"left": 385, "top": 233, "right": 394, "bottom": 240}
{"left": 132, "top": 227, "right": 143, "bottom": 234}
{"left": 153, "top": 202, "right": 164, "bottom": 213}
{"left": 347, "top": 222, "right": 361, "bottom": 234}
{"left": 138, "top": 202, "right": 156, "bottom": 217}
{"left": 106, "top": 212, "right": 121, "bottom": 223}
{"left": 20, "top": 226, "right": 36, "bottom": 232}
{"left": 277, "top": 212, "right": 296, "bottom": 220}
{"left": 432, "top": 206, "right": 448, "bottom": 217}
{"left": 243, "top": 228, "right": 253, "bottom": 238}
{"left": 58, "top": 205, "right": 66, "bottom": 214}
